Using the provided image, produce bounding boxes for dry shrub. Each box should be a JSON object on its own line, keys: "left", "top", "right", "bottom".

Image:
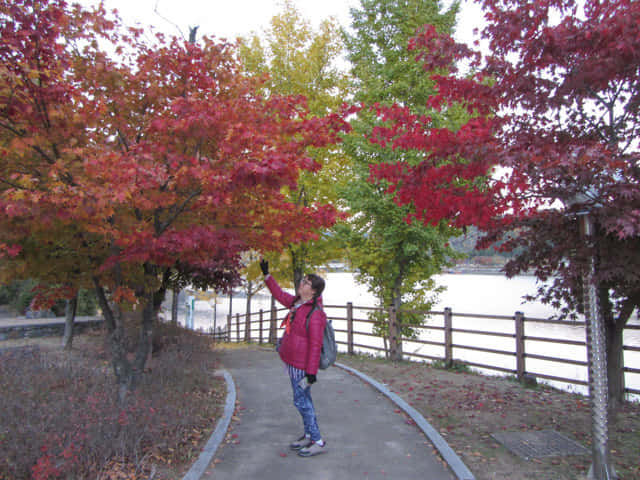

{"left": 0, "top": 322, "right": 225, "bottom": 479}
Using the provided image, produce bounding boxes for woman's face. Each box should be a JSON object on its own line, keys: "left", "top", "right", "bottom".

{"left": 298, "top": 276, "right": 316, "bottom": 298}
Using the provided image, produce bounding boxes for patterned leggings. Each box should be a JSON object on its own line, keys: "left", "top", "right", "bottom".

{"left": 286, "top": 364, "right": 322, "bottom": 442}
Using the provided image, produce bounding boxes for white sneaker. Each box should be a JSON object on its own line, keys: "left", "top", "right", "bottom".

{"left": 290, "top": 435, "right": 312, "bottom": 451}
{"left": 298, "top": 441, "right": 327, "bottom": 457}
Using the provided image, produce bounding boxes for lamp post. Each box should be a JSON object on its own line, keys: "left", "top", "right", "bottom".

{"left": 575, "top": 209, "right": 616, "bottom": 480}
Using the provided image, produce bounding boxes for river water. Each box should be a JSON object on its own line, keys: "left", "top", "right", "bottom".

{"left": 170, "top": 272, "right": 639, "bottom": 400}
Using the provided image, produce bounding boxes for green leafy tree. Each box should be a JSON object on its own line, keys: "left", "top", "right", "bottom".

{"left": 238, "top": 0, "right": 352, "bottom": 287}
{"left": 341, "top": 0, "right": 464, "bottom": 359}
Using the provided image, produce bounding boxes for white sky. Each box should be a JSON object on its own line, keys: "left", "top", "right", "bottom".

{"left": 78, "top": 0, "right": 359, "bottom": 41}
{"left": 75, "top": 0, "right": 484, "bottom": 46}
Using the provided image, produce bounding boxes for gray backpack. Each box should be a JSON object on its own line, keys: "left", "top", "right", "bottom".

{"left": 305, "top": 307, "right": 337, "bottom": 370}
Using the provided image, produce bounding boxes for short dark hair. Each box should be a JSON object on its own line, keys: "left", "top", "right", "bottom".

{"left": 306, "top": 274, "right": 325, "bottom": 298}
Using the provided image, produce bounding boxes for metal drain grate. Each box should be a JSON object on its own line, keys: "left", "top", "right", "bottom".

{"left": 491, "top": 430, "right": 589, "bottom": 460}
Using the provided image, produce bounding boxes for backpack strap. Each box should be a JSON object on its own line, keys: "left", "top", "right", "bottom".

{"left": 305, "top": 304, "right": 320, "bottom": 331}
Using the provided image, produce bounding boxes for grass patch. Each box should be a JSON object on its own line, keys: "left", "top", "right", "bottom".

{"left": 430, "top": 359, "right": 472, "bottom": 373}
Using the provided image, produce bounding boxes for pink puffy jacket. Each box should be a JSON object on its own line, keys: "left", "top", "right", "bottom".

{"left": 265, "top": 275, "right": 326, "bottom": 375}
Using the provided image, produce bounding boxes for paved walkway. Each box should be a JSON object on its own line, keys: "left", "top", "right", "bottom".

{"left": 0, "top": 315, "right": 100, "bottom": 328}
{"left": 198, "top": 347, "right": 461, "bottom": 480}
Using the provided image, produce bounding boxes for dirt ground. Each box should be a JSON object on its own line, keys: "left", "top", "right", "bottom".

{"left": 0, "top": 332, "right": 226, "bottom": 480}
{"left": 337, "top": 353, "right": 639, "bottom": 480}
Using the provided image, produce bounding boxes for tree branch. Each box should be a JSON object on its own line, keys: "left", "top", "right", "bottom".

{"left": 154, "top": 1, "right": 187, "bottom": 41}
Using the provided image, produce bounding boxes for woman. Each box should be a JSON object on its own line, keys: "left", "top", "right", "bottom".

{"left": 260, "top": 259, "right": 327, "bottom": 457}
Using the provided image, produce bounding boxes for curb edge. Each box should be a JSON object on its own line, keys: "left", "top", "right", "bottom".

{"left": 334, "top": 361, "right": 475, "bottom": 480}
{"left": 182, "top": 369, "right": 236, "bottom": 480}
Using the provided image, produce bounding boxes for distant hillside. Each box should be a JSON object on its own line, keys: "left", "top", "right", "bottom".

{"left": 449, "top": 226, "right": 517, "bottom": 259}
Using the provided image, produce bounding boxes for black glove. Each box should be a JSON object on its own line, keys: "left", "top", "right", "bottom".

{"left": 259, "top": 259, "right": 269, "bottom": 276}
{"left": 306, "top": 373, "right": 317, "bottom": 385}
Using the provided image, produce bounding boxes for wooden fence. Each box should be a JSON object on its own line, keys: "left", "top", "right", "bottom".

{"left": 217, "top": 302, "right": 640, "bottom": 398}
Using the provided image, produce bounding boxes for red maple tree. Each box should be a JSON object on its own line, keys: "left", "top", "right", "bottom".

{"left": 369, "top": 0, "right": 640, "bottom": 406}
{"left": 0, "top": 0, "right": 348, "bottom": 397}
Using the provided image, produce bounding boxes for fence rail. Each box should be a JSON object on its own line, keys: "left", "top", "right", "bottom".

{"left": 212, "top": 302, "right": 640, "bottom": 399}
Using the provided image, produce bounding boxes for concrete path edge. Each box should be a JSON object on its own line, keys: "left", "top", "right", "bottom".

{"left": 335, "top": 362, "right": 476, "bottom": 480}
{"left": 182, "top": 369, "right": 236, "bottom": 480}
{"left": 180, "top": 361, "right": 475, "bottom": 480}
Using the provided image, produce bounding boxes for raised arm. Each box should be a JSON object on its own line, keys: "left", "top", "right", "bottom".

{"left": 264, "top": 272, "right": 296, "bottom": 309}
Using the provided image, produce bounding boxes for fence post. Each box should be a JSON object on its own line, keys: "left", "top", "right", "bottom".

{"left": 269, "top": 297, "right": 277, "bottom": 344}
{"left": 444, "top": 307, "right": 453, "bottom": 367}
{"left": 347, "top": 302, "right": 354, "bottom": 355}
{"left": 236, "top": 313, "right": 240, "bottom": 342}
{"left": 515, "top": 311, "right": 525, "bottom": 382}
{"left": 226, "top": 314, "right": 232, "bottom": 343}
{"left": 259, "top": 309, "right": 264, "bottom": 344}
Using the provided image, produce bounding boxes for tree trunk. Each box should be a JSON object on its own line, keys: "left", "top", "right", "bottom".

{"left": 92, "top": 267, "right": 167, "bottom": 402}
{"left": 132, "top": 295, "right": 155, "bottom": 382}
{"left": 244, "top": 282, "right": 253, "bottom": 343}
{"left": 388, "top": 306, "right": 402, "bottom": 361}
{"left": 62, "top": 295, "right": 77, "bottom": 350}
{"left": 598, "top": 285, "right": 634, "bottom": 412}
{"left": 290, "top": 245, "right": 307, "bottom": 290}
{"left": 171, "top": 289, "right": 179, "bottom": 325}
{"left": 94, "top": 281, "right": 134, "bottom": 403}
{"left": 130, "top": 273, "right": 167, "bottom": 385}
{"left": 606, "top": 320, "right": 625, "bottom": 410}
{"left": 293, "top": 269, "right": 303, "bottom": 291}
{"left": 388, "top": 280, "right": 404, "bottom": 361}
